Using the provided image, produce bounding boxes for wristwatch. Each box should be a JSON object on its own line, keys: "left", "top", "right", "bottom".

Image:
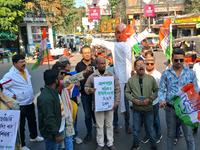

{"left": 6, "top": 100, "right": 11, "bottom": 104}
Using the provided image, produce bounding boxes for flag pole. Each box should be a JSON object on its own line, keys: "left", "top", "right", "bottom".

{"left": 170, "top": 22, "right": 173, "bottom": 64}
{"left": 47, "top": 48, "right": 50, "bottom": 69}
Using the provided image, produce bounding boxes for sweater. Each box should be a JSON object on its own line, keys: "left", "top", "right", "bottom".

{"left": 125, "top": 74, "right": 159, "bottom": 112}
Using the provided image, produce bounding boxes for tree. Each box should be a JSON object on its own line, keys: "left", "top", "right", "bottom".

{"left": 0, "top": 0, "right": 26, "bottom": 34}
{"left": 185, "top": 0, "right": 200, "bottom": 13}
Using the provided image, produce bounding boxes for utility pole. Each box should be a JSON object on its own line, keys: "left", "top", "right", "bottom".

{"left": 119, "top": 0, "right": 122, "bottom": 23}
{"left": 140, "top": 0, "right": 142, "bottom": 33}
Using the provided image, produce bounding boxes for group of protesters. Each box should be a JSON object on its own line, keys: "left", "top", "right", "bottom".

{"left": 0, "top": 22, "right": 200, "bottom": 150}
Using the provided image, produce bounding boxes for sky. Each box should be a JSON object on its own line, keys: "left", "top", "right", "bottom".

{"left": 75, "top": 0, "right": 86, "bottom": 8}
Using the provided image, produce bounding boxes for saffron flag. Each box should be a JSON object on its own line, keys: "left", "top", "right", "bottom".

{"left": 171, "top": 83, "right": 200, "bottom": 129}
{"left": 159, "top": 18, "right": 173, "bottom": 60}
{"left": 31, "top": 28, "right": 49, "bottom": 70}
{"left": 120, "top": 19, "right": 149, "bottom": 54}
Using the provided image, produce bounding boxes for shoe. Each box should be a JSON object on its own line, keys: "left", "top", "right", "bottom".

{"left": 156, "top": 134, "right": 162, "bottom": 143}
{"left": 30, "top": 136, "right": 44, "bottom": 142}
{"left": 130, "top": 145, "right": 140, "bottom": 150}
{"left": 114, "top": 126, "right": 119, "bottom": 133}
{"left": 109, "top": 145, "right": 117, "bottom": 150}
{"left": 22, "top": 146, "right": 30, "bottom": 150}
{"left": 126, "top": 126, "right": 132, "bottom": 134}
{"left": 96, "top": 145, "right": 103, "bottom": 150}
{"left": 84, "top": 134, "right": 92, "bottom": 143}
{"left": 141, "top": 135, "right": 149, "bottom": 144}
{"left": 151, "top": 146, "right": 157, "bottom": 150}
{"left": 73, "top": 136, "right": 83, "bottom": 144}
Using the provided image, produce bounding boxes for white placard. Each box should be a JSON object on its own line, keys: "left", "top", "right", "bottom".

{"left": 0, "top": 110, "right": 20, "bottom": 150}
{"left": 94, "top": 76, "right": 114, "bottom": 112}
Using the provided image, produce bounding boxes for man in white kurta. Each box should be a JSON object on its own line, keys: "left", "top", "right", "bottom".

{"left": 91, "top": 24, "right": 133, "bottom": 133}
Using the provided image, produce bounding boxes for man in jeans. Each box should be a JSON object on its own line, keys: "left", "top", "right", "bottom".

{"left": 159, "top": 48, "right": 199, "bottom": 150}
{"left": 125, "top": 57, "right": 158, "bottom": 150}
{"left": 75, "top": 45, "right": 96, "bottom": 143}
{"left": 85, "top": 57, "right": 121, "bottom": 150}
{"left": 142, "top": 56, "right": 162, "bottom": 144}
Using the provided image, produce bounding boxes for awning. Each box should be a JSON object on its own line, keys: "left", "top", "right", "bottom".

{"left": 151, "top": 22, "right": 199, "bottom": 29}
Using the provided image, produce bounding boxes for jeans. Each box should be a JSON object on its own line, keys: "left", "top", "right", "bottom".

{"left": 73, "top": 115, "right": 78, "bottom": 138}
{"left": 145, "top": 103, "right": 161, "bottom": 136}
{"left": 81, "top": 94, "right": 94, "bottom": 135}
{"left": 113, "top": 94, "right": 130, "bottom": 127}
{"left": 175, "top": 118, "right": 181, "bottom": 140}
{"left": 63, "top": 133, "right": 73, "bottom": 150}
{"left": 165, "top": 106, "right": 195, "bottom": 150}
{"left": 44, "top": 138, "right": 62, "bottom": 150}
{"left": 133, "top": 108, "right": 156, "bottom": 147}
{"left": 20, "top": 103, "right": 38, "bottom": 147}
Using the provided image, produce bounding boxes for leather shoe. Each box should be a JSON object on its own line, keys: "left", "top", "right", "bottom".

{"left": 96, "top": 146, "right": 103, "bottom": 150}
{"left": 114, "top": 126, "right": 119, "bottom": 133}
{"left": 126, "top": 126, "right": 132, "bottom": 134}
{"left": 84, "top": 134, "right": 92, "bottom": 143}
{"left": 109, "top": 145, "right": 117, "bottom": 150}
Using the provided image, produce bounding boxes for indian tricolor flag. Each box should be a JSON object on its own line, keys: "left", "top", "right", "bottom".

{"left": 31, "top": 28, "right": 49, "bottom": 70}
{"left": 120, "top": 19, "right": 149, "bottom": 54}
{"left": 159, "top": 18, "right": 173, "bottom": 60}
{"left": 171, "top": 83, "right": 200, "bottom": 129}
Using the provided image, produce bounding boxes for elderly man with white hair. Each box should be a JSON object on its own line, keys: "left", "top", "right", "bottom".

{"left": 91, "top": 23, "right": 133, "bottom": 134}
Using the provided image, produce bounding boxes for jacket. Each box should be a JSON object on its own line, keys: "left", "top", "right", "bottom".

{"left": 75, "top": 59, "right": 96, "bottom": 95}
{"left": 84, "top": 70, "right": 121, "bottom": 106}
{"left": 37, "top": 85, "right": 61, "bottom": 140}
{"left": 125, "top": 74, "right": 159, "bottom": 112}
{"left": 0, "top": 66, "right": 34, "bottom": 106}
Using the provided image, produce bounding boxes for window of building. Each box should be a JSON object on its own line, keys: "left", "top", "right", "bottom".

{"left": 31, "top": 26, "right": 50, "bottom": 43}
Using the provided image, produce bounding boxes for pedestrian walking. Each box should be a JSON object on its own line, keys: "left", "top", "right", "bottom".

{"left": 159, "top": 48, "right": 199, "bottom": 150}
{"left": 84, "top": 57, "right": 121, "bottom": 150}
{"left": 125, "top": 57, "right": 159, "bottom": 150}
{"left": 0, "top": 54, "right": 44, "bottom": 150}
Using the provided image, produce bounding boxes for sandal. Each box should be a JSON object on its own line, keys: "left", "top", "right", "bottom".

{"left": 174, "top": 139, "right": 178, "bottom": 145}
{"left": 179, "top": 131, "right": 184, "bottom": 138}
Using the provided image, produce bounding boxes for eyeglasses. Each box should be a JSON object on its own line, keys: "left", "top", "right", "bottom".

{"left": 60, "top": 72, "right": 66, "bottom": 75}
{"left": 146, "top": 62, "right": 155, "bottom": 66}
{"left": 174, "top": 59, "right": 184, "bottom": 63}
{"left": 136, "top": 64, "right": 146, "bottom": 67}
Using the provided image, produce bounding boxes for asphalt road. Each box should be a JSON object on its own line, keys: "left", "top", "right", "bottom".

{"left": 0, "top": 51, "right": 199, "bottom": 150}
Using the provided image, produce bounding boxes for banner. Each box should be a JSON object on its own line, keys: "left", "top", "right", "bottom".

{"left": 94, "top": 76, "right": 114, "bottom": 112}
{"left": 89, "top": 8, "right": 100, "bottom": 20}
{"left": 145, "top": 5, "right": 155, "bottom": 17}
{"left": 0, "top": 110, "right": 20, "bottom": 150}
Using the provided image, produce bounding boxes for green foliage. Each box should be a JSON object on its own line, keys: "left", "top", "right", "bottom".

{"left": 0, "top": 0, "right": 26, "bottom": 34}
{"left": 185, "top": 0, "right": 200, "bottom": 13}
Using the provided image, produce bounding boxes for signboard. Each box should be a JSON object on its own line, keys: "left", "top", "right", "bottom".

{"left": 175, "top": 16, "right": 200, "bottom": 23}
{"left": 86, "top": 0, "right": 111, "bottom": 16}
{"left": 196, "top": 23, "right": 200, "bottom": 28}
{"left": 145, "top": 5, "right": 155, "bottom": 17}
{"left": 126, "top": 0, "right": 184, "bottom": 14}
{"left": 0, "top": 110, "right": 20, "bottom": 150}
{"left": 94, "top": 76, "right": 114, "bottom": 112}
{"left": 89, "top": 8, "right": 100, "bottom": 20}
{"left": 101, "top": 18, "right": 120, "bottom": 33}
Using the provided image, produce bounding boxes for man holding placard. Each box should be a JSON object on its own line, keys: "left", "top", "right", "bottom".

{"left": 84, "top": 57, "right": 121, "bottom": 150}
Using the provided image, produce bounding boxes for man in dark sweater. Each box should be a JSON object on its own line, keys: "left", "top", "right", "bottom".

{"left": 125, "top": 58, "right": 159, "bottom": 150}
{"left": 75, "top": 45, "right": 96, "bottom": 143}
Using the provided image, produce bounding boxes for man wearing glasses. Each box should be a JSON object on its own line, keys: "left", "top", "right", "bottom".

{"left": 125, "top": 57, "right": 159, "bottom": 150}
{"left": 159, "top": 48, "right": 199, "bottom": 150}
{"left": 0, "top": 54, "right": 44, "bottom": 150}
{"left": 142, "top": 56, "right": 162, "bottom": 144}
